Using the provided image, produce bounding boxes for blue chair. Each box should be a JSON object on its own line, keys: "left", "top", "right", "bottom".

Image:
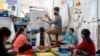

{"left": 30, "top": 29, "right": 39, "bottom": 34}
{"left": 15, "top": 24, "right": 23, "bottom": 29}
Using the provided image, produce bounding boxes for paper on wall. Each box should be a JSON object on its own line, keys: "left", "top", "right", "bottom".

{"left": 0, "top": 0, "right": 4, "bottom": 9}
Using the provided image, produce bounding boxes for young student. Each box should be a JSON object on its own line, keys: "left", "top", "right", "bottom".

{"left": 35, "top": 27, "right": 51, "bottom": 52}
{"left": 0, "top": 27, "right": 11, "bottom": 56}
{"left": 72, "top": 29, "right": 96, "bottom": 56}
{"left": 60, "top": 28, "right": 77, "bottom": 48}
{"left": 12, "top": 27, "right": 33, "bottom": 54}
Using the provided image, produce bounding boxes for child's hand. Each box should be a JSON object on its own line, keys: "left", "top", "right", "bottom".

{"left": 41, "top": 19, "right": 45, "bottom": 22}
{"left": 38, "top": 45, "right": 44, "bottom": 50}
{"left": 40, "top": 45, "right": 43, "bottom": 48}
{"left": 44, "top": 46, "right": 49, "bottom": 49}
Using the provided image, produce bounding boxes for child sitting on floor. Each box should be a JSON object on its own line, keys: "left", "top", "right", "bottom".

{"left": 35, "top": 27, "right": 51, "bottom": 52}
{"left": 0, "top": 27, "right": 17, "bottom": 56}
{"left": 72, "top": 29, "right": 96, "bottom": 56}
{"left": 60, "top": 28, "right": 77, "bottom": 48}
{"left": 12, "top": 27, "right": 33, "bottom": 55}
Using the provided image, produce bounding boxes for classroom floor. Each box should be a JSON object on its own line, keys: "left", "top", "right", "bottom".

{"left": 17, "top": 47, "right": 71, "bottom": 56}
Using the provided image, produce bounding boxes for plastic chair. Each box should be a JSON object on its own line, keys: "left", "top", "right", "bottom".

{"left": 55, "top": 31, "right": 66, "bottom": 47}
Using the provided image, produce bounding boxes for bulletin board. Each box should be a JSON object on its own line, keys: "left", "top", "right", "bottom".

{"left": 27, "top": 8, "right": 50, "bottom": 30}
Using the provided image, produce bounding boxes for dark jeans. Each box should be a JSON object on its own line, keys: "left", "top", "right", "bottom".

{"left": 75, "top": 50, "right": 88, "bottom": 56}
{"left": 18, "top": 44, "right": 32, "bottom": 53}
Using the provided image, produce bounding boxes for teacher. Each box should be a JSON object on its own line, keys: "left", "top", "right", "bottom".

{"left": 42, "top": 7, "right": 62, "bottom": 45}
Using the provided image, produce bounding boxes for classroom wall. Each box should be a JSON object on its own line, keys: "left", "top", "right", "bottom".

{"left": 0, "top": 0, "right": 98, "bottom": 49}
{"left": 54, "top": 0, "right": 98, "bottom": 50}
{"left": 17, "top": 0, "right": 53, "bottom": 18}
{"left": 98, "top": 0, "right": 100, "bottom": 19}
{"left": 76, "top": 0, "right": 98, "bottom": 50}
{"left": 0, "top": 17, "right": 15, "bottom": 43}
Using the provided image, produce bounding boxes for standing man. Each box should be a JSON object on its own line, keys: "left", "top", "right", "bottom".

{"left": 42, "top": 7, "right": 62, "bottom": 45}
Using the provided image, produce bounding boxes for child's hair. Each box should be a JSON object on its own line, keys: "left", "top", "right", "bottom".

{"left": 69, "top": 28, "right": 74, "bottom": 33}
{"left": 12, "top": 27, "right": 25, "bottom": 44}
{"left": 81, "top": 29, "right": 93, "bottom": 44}
{"left": 81, "top": 29, "right": 90, "bottom": 37}
{"left": 0, "top": 27, "right": 11, "bottom": 42}
{"left": 39, "top": 27, "right": 45, "bottom": 46}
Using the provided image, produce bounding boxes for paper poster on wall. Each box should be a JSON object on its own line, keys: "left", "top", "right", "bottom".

{"left": 69, "top": 0, "right": 76, "bottom": 14}
{"left": 64, "top": 0, "right": 68, "bottom": 3}
{"left": 59, "top": 0, "right": 68, "bottom": 6}
{"left": 0, "top": 0, "right": 4, "bottom": 9}
{"left": 6, "top": 0, "right": 17, "bottom": 4}
{"left": 7, "top": 4, "right": 17, "bottom": 16}
{"left": 59, "top": 0, "right": 64, "bottom": 5}
{"left": 90, "top": 19, "right": 97, "bottom": 50}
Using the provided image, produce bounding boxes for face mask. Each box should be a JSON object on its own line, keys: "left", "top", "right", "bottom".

{"left": 82, "top": 35, "right": 85, "bottom": 39}
{"left": 68, "top": 32, "right": 72, "bottom": 35}
{"left": 54, "top": 13, "right": 57, "bottom": 15}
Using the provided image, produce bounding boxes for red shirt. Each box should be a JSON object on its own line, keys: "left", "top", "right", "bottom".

{"left": 73, "top": 39, "right": 96, "bottom": 55}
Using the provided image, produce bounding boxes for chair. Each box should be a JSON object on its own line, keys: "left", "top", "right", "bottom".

{"left": 55, "top": 31, "right": 66, "bottom": 47}
{"left": 55, "top": 34, "right": 60, "bottom": 47}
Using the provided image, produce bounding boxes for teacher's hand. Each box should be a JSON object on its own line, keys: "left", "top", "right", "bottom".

{"left": 45, "top": 14, "right": 50, "bottom": 18}
{"left": 41, "top": 19, "right": 46, "bottom": 22}
{"left": 44, "top": 14, "right": 51, "bottom": 21}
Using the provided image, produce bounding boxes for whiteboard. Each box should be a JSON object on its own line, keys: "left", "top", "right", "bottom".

{"left": 27, "top": 10, "right": 50, "bottom": 30}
